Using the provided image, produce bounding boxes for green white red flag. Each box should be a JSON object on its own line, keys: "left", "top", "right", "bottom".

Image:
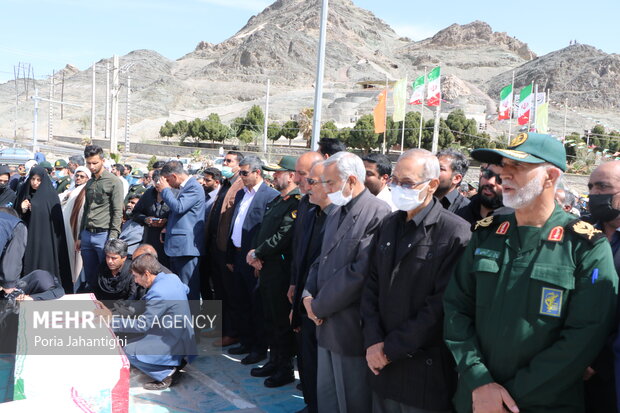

{"left": 518, "top": 84, "right": 533, "bottom": 125}
{"left": 426, "top": 67, "right": 441, "bottom": 106}
{"left": 408, "top": 75, "right": 425, "bottom": 105}
{"left": 498, "top": 84, "right": 513, "bottom": 120}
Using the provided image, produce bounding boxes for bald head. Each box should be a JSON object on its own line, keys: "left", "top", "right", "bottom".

{"left": 589, "top": 161, "right": 620, "bottom": 195}
{"left": 133, "top": 244, "right": 158, "bottom": 259}
{"left": 295, "top": 151, "right": 324, "bottom": 194}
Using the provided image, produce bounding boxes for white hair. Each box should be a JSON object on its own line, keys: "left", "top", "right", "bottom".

{"left": 323, "top": 151, "right": 365, "bottom": 183}
{"left": 398, "top": 149, "right": 440, "bottom": 180}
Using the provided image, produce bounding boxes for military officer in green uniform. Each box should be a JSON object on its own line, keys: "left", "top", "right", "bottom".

{"left": 124, "top": 169, "right": 147, "bottom": 203}
{"left": 444, "top": 133, "right": 618, "bottom": 413}
{"left": 54, "top": 159, "right": 71, "bottom": 194}
{"left": 246, "top": 155, "right": 301, "bottom": 388}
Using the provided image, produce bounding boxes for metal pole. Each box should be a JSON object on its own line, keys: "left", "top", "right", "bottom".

{"left": 110, "top": 55, "right": 119, "bottom": 153}
{"left": 91, "top": 63, "right": 96, "bottom": 139}
{"left": 124, "top": 75, "right": 131, "bottom": 152}
{"left": 400, "top": 75, "right": 407, "bottom": 153}
{"left": 13, "top": 65, "right": 18, "bottom": 141}
{"left": 33, "top": 88, "right": 38, "bottom": 152}
{"left": 105, "top": 63, "right": 110, "bottom": 139}
{"left": 60, "top": 71, "right": 65, "bottom": 120}
{"left": 507, "top": 70, "right": 515, "bottom": 143}
{"left": 262, "top": 78, "right": 270, "bottom": 154}
{"left": 431, "top": 100, "right": 440, "bottom": 154}
{"left": 418, "top": 67, "right": 426, "bottom": 148}
{"left": 382, "top": 74, "right": 388, "bottom": 154}
{"left": 562, "top": 98, "right": 568, "bottom": 142}
{"left": 48, "top": 71, "right": 54, "bottom": 141}
{"left": 310, "top": 0, "right": 328, "bottom": 151}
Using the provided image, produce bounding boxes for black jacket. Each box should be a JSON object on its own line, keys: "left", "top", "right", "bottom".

{"left": 361, "top": 199, "right": 471, "bottom": 409}
{"left": 455, "top": 193, "right": 513, "bottom": 227}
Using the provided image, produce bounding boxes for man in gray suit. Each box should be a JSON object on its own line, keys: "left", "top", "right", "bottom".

{"left": 303, "top": 151, "right": 391, "bottom": 413}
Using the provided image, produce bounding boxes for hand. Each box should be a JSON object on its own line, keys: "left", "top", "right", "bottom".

{"left": 246, "top": 249, "right": 256, "bottom": 266}
{"left": 145, "top": 217, "right": 153, "bottom": 226}
{"left": 287, "top": 285, "right": 295, "bottom": 304}
{"left": 93, "top": 300, "right": 113, "bottom": 323}
{"left": 156, "top": 178, "right": 170, "bottom": 192}
{"left": 583, "top": 366, "right": 596, "bottom": 381}
{"left": 366, "top": 342, "right": 390, "bottom": 375}
{"left": 303, "top": 296, "right": 323, "bottom": 326}
{"left": 472, "top": 383, "right": 519, "bottom": 413}
{"left": 152, "top": 218, "right": 166, "bottom": 228}
{"left": 254, "top": 268, "right": 260, "bottom": 278}
{"left": 16, "top": 294, "right": 32, "bottom": 301}
{"left": 21, "top": 199, "right": 30, "bottom": 213}
{"left": 75, "top": 239, "right": 81, "bottom": 251}
{"left": 159, "top": 228, "right": 166, "bottom": 244}
{"left": 226, "top": 264, "right": 234, "bottom": 272}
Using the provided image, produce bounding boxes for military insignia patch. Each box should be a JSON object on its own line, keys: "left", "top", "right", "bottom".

{"left": 540, "top": 287, "right": 563, "bottom": 317}
{"left": 547, "top": 226, "right": 564, "bottom": 242}
{"left": 291, "top": 210, "right": 297, "bottom": 219}
{"left": 496, "top": 221, "right": 510, "bottom": 235}
{"left": 496, "top": 149, "right": 529, "bottom": 159}
{"left": 474, "top": 216, "right": 494, "bottom": 230}
{"left": 509, "top": 132, "right": 528, "bottom": 147}
{"left": 571, "top": 221, "right": 602, "bottom": 241}
{"left": 295, "top": 195, "right": 302, "bottom": 200}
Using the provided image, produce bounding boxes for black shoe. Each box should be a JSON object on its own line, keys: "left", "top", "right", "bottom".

{"left": 143, "top": 369, "right": 177, "bottom": 390}
{"left": 228, "top": 344, "right": 251, "bottom": 355}
{"left": 241, "top": 352, "right": 267, "bottom": 365}
{"left": 250, "top": 361, "right": 278, "bottom": 377}
{"left": 264, "top": 369, "right": 295, "bottom": 388}
{"left": 296, "top": 382, "right": 303, "bottom": 392}
{"left": 178, "top": 358, "right": 188, "bottom": 371}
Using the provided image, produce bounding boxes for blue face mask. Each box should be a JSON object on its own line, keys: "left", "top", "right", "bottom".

{"left": 55, "top": 170, "right": 66, "bottom": 179}
{"left": 221, "top": 166, "right": 234, "bottom": 179}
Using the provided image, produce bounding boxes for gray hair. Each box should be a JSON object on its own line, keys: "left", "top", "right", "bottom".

{"left": 322, "top": 151, "right": 365, "bottom": 183}
{"left": 543, "top": 163, "right": 563, "bottom": 190}
{"left": 104, "top": 238, "right": 128, "bottom": 258}
{"left": 161, "top": 160, "right": 186, "bottom": 177}
{"left": 398, "top": 149, "right": 440, "bottom": 180}
{"left": 239, "top": 155, "right": 263, "bottom": 172}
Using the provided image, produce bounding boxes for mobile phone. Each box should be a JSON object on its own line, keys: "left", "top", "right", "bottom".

{"left": 151, "top": 218, "right": 161, "bottom": 222}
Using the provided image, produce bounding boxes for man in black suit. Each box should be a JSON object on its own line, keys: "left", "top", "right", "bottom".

{"left": 226, "top": 155, "right": 278, "bottom": 365}
{"left": 303, "top": 151, "right": 391, "bottom": 413}
{"left": 361, "top": 149, "right": 471, "bottom": 413}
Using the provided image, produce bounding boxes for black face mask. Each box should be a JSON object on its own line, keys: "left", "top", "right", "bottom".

{"left": 0, "top": 183, "right": 6, "bottom": 192}
{"left": 589, "top": 193, "right": 620, "bottom": 223}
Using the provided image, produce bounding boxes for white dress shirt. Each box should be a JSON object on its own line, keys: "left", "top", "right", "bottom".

{"left": 231, "top": 181, "right": 263, "bottom": 248}
{"left": 377, "top": 185, "right": 397, "bottom": 212}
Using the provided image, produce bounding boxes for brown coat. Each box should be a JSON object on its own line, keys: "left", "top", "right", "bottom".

{"left": 215, "top": 175, "right": 244, "bottom": 252}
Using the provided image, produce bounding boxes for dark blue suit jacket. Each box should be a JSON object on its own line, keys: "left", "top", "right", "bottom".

{"left": 227, "top": 182, "right": 278, "bottom": 265}
{"left": 161, "top": 177, "right": 205, "bottom": 257}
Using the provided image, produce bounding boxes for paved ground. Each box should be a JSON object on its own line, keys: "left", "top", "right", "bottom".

{"left": 1, "top": 338, "right": 305, "bottom": 413}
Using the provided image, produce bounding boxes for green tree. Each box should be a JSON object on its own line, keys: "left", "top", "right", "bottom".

{"left": 337, "top": 127, "right": 352, "bottom": 144}
{"left": 348, "top": 115, "right": 379, "bottom": 153}
{"left": 201, "top": 113, "right": 231, "bottom": 142}
{"left": 445, "top": 109, "right": 478, "bottom": 147}
{"left": 403, "top": 111, "right": 422, "bottom": 149}
{"left": 230, "top": 117, "right": 246, "bottom": 136}
{"left": 320, "top": 121, "right": 338, "bottom": 139}
{"left": 147, "top": 155, "right": 158, "bottom": 170}
{"left": 172, "top": 120, "right": 189, "bottom": 142}
{"left": 281, "top": 120, "right": 299, "bottom": 145}
{"left": 238, "top": 129, "right": 255, "bottom": 145}
{"left": 187, "top": 118, "right": 204, "bottom": 143}
{"left": 159, "top": 121, "right": 174, "bottom": 140}
{"left": 245, "top": 105, "right": 265, "bottom": 133}
{"left": 267, "top": 123, "right": 282, "bottom": 142}
{"left": 297, "top": 108, "right": 314, "bottom": 147}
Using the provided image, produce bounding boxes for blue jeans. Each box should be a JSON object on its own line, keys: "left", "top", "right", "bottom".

{"left": 126, "top": 354, "right": 176, "bottom": 382}
{"left": 79, "top": 230, "right": 109, "bottom": 291}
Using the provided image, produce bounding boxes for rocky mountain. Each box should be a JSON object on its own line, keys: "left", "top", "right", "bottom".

{"left": 486, "top": 44, "right": 620, "bottom": 110}
{"left": 0, "top": 0, "right": 617, "bottom": 142}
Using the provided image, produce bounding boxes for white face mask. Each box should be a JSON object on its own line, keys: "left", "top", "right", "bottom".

{"left": 391, "top": 182, "right": 429, "bottom": 212}
{"left": 327, "top": 180, "right": 352, "bottom": 206}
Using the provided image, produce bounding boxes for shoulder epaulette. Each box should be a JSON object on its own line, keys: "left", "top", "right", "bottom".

{"left": 295, "top": 194, "right": 302, "bottom": 200}
{"left": 566, "top": 219, "right": 605, "bottom": 243}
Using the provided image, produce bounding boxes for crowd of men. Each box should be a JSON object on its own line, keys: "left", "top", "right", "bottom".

{"left": 2, "top": 133, "right": 620, "bottom": 413}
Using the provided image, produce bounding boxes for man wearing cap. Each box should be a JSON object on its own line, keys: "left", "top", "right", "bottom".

{"left": 125, "top": 169, "right": 147, "bottom": 203}
{"left": 444, "top": 133, "right": 618, "bottom": 413}
{"left": 0, "top": 165, "right": 16, "bottom": 208}
{"left": 54, "top": 159, "right": 71, "bottom": 194}
{"left": 246, "top": 155, "right": 300, "bottom": 387}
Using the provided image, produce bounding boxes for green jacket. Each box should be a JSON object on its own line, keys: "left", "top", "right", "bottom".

{"left": 80, "top": 170, "right": 124, "bottom": 239}
{"left": 444, "top": 205, "right": 618, "bottom": 413}
{"left": 252, "top": 187, "right": 300, "bottom": 263}
{"left": 56, "top": 176, "right": 71, "bottom": 194}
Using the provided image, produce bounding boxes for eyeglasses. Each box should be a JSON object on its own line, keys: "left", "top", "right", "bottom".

{"left": 480, "top": 168, "right": 502, "bottom": 184}
{"left": 239, "top": 170, "right": 253, "bottom": 177}
{"left": 75, "top": 174, "right": 88, "bottom": 179}
{"left": 306, "top": 178, "right": 326, "bottom": 186}
{"left": 223, "top": 158, "right": 234, "bottom": 164}
{"left": 388, "top": 178, "right": 429, "bottom": 190}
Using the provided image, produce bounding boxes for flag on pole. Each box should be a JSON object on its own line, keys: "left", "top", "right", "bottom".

{"left": 536, "top": 92, "right": 546, "bottom": 106}
{"left": 408, "top": 75, "right": 425, "bottom": 105}
{"left": 518, "top": 84, "right": 533, "bottom": 125}
{"left": 374, "top": 89, "right": 387, "bottom": 133}
{"left": 426, "top": 67, "right": 441, "bottom": 106}
{"left": 393, "top": 79, "right": 407, "bottom": 122}
{"left": 535, "top": 102, "right": 549, "bottom": 133}
{"left": 498, "top": 84, "right": 513, "bottom": 120}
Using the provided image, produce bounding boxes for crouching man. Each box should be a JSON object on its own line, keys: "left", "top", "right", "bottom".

{"left": 96, "top": 253, "right": 198, "bottom": 390}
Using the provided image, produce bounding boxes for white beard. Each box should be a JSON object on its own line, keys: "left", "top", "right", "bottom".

{"left": 502, "top": 171, "right": 545, "bottom": 209}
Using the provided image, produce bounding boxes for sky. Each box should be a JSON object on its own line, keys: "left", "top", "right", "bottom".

{"left": 0, "top": 0, "right": 618, "bottom": 83}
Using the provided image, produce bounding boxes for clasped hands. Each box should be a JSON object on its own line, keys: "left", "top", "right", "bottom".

{"left": 246, "top": 249, "right": 263, "bottom": 271}
{"left": 472, "top": 383, "right": 519, "bottom": 413}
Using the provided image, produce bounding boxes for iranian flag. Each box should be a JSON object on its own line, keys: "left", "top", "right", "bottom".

{"left": 498, "top": 84, "right": 513, "bottom": 120}
{"left": 408, "top": 75, "right": 425, "bottom": 105}
{"left": 518, "top": 84, "right": 533, "bottom": 125}
{"left": 426, "top": 67, "right": 441, "bottom": 106}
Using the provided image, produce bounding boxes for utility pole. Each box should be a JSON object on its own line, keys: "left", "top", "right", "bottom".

{"left": 124, "top": 75, "right": 131, "bottom": 153}
{"left": 91, "top": 63, "right": 96, "bottom": 139}
{"left": 310, "top": 0, "right": 328, "bottom": 151}
{"left": 105, "top": 62, "right": 110, "bottom": 139}
{"left": 32, "top": 88, "right": 39, "bottom": 151}
{"left": 431, "top": 100, "right": 441, "bottom": 154}
{"left": 262, "top": 78, "right": 270, "bottom": 154}
{"left": 48, "top": 71, "right": 54, "bottom": 142}
{"left": 13, "top": 65, "right": 18, "bottom": 142}
{"left": 110, "top": 55, "right": 119, "bottom": 153}
{"left": 60, "top": 71, "right": 65, "bottom": 120}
